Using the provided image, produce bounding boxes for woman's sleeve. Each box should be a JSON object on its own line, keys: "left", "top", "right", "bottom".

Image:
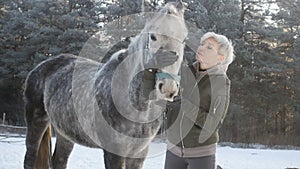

{"left": 141, "top": 70, "right": 156, "bottom": 99}
{"left": 198, "top": 76, "right": 231, "bottom": 143}
{"left": 211, "top": 77, "right": 231, "bottom": 126}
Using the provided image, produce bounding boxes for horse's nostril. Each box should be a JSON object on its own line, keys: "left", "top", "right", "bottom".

{"left": 169, "top": 93, "right": 174, "bottom": 98}
{"left": 158, "top": 83, "right": 163, "bottom": 91}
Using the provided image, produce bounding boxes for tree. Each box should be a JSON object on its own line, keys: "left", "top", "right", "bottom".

{"left": 222, "top": 0, "right": 300, "bottom": 145}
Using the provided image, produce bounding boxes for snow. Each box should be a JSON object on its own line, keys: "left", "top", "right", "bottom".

{"left": 0, "top": 136, "right": 299, "bottom": 169}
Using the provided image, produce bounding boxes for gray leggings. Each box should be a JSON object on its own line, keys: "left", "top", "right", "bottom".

{"left": 164, "top": 151, "right": 216, "bottom": 169}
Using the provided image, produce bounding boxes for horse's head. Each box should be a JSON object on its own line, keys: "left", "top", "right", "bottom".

{"left": 143, "top": 0, "right": 188, "bottom": 102}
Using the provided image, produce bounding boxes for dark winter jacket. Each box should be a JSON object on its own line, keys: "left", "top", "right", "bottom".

{"left": 142, "top": 62, "right": 230, "bottom": 156}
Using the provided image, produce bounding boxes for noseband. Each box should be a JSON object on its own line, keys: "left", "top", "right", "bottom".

{"left": 155, "top": 72, "right": 181, "bottom": 83}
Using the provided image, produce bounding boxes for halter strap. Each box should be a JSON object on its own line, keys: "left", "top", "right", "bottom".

{"left": 144, "top": 33, "right": 152, "bottom": 62}
{"left": 156, "top": 72, "right": 181, "bottom": 82}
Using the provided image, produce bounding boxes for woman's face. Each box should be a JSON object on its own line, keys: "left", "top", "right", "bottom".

{"left": 196, "top": 37, "right": 224, "bottom": 70}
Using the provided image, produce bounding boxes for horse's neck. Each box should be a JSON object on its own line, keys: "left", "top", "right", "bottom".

{"left": 116, "top": 47, "right": 149, "bottom": 110}
{"left": 125, "top": 47, "right": 164, "bottom": 119}
{"left": 128, "top": 70, "right": 149, "bottom": 110}
{"left": 96, "top": 33, "right": 163, "bottom": 122}
{"left": 128, "top": 71, "right": 164, "bottom": 122}
{"left": 110, "top": 48, "right": 148, "bottom": 108}
{"left": 127, "top": 34, "right": 152, "bottom": 106}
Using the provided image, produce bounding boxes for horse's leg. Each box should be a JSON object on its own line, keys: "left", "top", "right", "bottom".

{"left": 52, "top": 133, "right": 74, "bottom": 169}
{"left": 125, "top": 157, "right": 145, "bottom": 169}
{"left": 104, "top": 150, "right": 126, "bottom": 169}
{"left": 24, "top": 104, "right": 50, "bottom": 169}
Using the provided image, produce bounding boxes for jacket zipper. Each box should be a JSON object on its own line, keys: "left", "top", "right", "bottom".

{"left": 179, "top": 111, "right": 185, "bottom": 156}
{"left": 180, "top": 81, "right": 199, "bottom": 157}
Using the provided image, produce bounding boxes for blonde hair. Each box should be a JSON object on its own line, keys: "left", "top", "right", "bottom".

{"left": 200, "top": 32, "right": 235, "bottom": 70}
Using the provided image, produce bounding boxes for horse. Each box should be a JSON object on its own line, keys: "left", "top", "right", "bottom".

{"left": 23, "top": 1, "right": 188, "bottom": 169}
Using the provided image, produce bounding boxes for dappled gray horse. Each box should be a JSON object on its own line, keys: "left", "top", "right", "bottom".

{"left": 23, "top": 1, "right": 187, "bottom": 169}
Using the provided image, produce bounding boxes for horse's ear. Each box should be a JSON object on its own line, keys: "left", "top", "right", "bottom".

{"left": 176, "top": 0, "right": 185, "bottom": 11}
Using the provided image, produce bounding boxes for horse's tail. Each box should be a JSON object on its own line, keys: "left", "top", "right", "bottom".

{"left": 36, "top": 125, "right": 52, "bottom": 169}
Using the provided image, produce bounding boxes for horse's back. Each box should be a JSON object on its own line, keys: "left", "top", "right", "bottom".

{"left": 25, "top": 54, "right": 101, "bottom": 99}
{"left": 24, "top": 54, "right": 77, "bottom": 111}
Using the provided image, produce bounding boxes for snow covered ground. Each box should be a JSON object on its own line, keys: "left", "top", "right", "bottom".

{"left": 0, "top": 135, "right": 299, "bottom": 169}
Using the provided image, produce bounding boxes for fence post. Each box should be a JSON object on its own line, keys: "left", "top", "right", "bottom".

{"left": 2, "top": 112, "right": 5, "bottom": 125}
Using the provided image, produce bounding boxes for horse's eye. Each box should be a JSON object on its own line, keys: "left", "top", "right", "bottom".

{"left": 170, "top": 51, "right": 177, "bottom": 56}
{"left": 150, "top": 34, "right": 157, "bottom": 41}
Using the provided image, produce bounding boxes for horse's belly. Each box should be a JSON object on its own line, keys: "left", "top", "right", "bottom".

{"left": 54, "top": 121, "right": 100, "bottom": 148}
{"left": 46, "top": 85, "right": 103, "bottom": 148}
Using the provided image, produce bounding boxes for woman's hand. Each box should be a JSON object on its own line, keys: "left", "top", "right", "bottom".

{"left": 145, "top": 50, "right": 179, "bottom": 69}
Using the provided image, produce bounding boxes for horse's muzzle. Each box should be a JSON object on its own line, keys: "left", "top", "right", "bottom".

{"left": 156, "top": 79, "right": 179, "bottom": 102}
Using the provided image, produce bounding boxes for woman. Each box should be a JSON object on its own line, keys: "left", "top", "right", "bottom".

{"left": 164, "top": 32, "right": 234, "bottom": 169}
{"left": 142, "top": 32, "right": 234, "bottom": 169}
